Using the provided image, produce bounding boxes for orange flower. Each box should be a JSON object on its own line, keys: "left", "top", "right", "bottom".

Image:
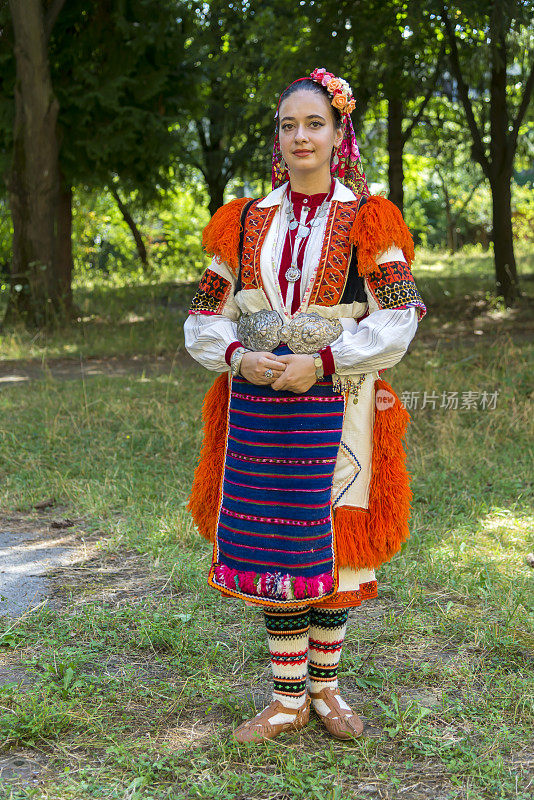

{"left": 326, "top": 78, "right": 342, "bottom": 93}
{"left": 332, "top": 93, "right": 347, "bottom": 111}
{"left": 346, "top": 99, "right": 356, "bottom": 114}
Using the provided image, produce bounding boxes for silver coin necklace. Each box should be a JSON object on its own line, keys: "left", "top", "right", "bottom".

{"left": 284, "top": 190, "right": 329, "bottom": 283}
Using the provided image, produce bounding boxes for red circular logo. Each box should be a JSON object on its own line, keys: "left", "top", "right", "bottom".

{"left": 376, "top": 389, "right": 395, "bottom": 410}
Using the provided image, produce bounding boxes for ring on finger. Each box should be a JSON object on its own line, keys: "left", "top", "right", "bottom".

{"left": 264, "top": 368, "right": 274, "bottom": 379}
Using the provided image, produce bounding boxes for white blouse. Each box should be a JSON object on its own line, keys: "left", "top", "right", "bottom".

{"left": 184, "top": 179, "right": 419, "bottom": 374}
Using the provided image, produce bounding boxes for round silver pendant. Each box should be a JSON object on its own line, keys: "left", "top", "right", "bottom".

{"left": 285, "top": 265, "right": 301, "bottom": 282}
{"left": 297, "top": 224, "right": 310, "bottom": 238}
{"left": 288, "top": 219, "right": 299, "bottom": 230}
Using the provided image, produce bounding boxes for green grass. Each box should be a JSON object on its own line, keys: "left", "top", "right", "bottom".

{"left": 0, "top": 247, "right": 532, "bottom": 799}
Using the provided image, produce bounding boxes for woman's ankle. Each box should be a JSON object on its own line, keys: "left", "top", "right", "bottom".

{"left": 309, "top": 680, "right": 339, "bottom": 698}
{"left": 272, "top": 692, "right": 307, "bottom": 709}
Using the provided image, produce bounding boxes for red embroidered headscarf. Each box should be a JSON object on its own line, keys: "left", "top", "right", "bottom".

{"left": 272, "top": 68, "right": 370, "bottom": 197}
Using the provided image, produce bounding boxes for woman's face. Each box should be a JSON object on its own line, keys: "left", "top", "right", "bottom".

{"left": 278, "top": 89, "right": 343, "bottom": 181}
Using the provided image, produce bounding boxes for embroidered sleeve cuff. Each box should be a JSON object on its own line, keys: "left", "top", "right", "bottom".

{"left": 319, "top": 346, "right": 336, "bottom": 376}
{"left": 225, "top": 341, "right": 245, "bottom": 366}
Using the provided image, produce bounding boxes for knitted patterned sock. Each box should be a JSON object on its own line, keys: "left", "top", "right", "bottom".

{"left": 308, "top": 607, "right": 349, "bottom": 696}
{"left": 263, "top": 605, "right": 310, "bottom": 710}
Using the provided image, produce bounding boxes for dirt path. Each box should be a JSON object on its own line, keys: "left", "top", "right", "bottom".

{"left": 0, "top": 508, "right": 176, "bottom": 789}
{"left": 0, "top": 518, "right": 81, "bottom": 618}
{"left": 0, "top": 353, "right": 193, "bottom": 387}
{"left": 0, "top": 509, "right": 173, "bottom": 623}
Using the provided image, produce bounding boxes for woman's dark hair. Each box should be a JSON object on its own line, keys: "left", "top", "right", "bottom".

{"left": 278, "top": 78, "right": 343, "bottom": 130}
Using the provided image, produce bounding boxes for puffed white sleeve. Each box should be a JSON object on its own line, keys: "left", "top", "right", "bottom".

{"left": 329, "top": 306, "right": 419, "bottom": 374}
{"left": 183, "top": 256, "right": 242, "bottom": 373}
{"left": 320, "top": 246, "right": 427, "bottom": 375}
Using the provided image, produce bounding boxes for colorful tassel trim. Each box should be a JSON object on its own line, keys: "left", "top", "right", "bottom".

{"left": 333, "top": 378, "right": 412, "bottom": 569}
{"left": 202, "top": 197, "right": 252, "bottom": 277}
{"left": 350, "top": 195, "right": 415, "bottom": 276}
{"left": 213, "top": 563, "right": 334, "bottom": 601}
{"left": 186, "top": 373, "right": 229, "bottom": 543}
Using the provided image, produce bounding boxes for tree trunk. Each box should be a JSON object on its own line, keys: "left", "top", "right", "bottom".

{"left": 54, "top": 177, "right": 77, "bottom": 318}
{"left": 111, "top": 187, "right": 149, "bottom": 271}
{"left": 488, "top": 7, "right": 520, "bottom": 305}
{"left": 3, "top": 0, "right": 62, "bottom": 329}
{"left": 441, "top": 4, "right": 525, "bottom": 305}
{"left": 490, "top": 171, "right": 519, "bottom": 305}
{"left": 445, "top": 214, "right": 455, "bottom": 254}
{"left": 207, "top": 183, "right": 225, "bottom": 218}
{"left": 441, "top": 182, "right": 456, "bottom": 253}
{"left": 387, "top": 95, "right": 404, "bottom": 215}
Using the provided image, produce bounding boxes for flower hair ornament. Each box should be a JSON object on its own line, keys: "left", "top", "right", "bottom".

{"left": 272, "top": 68, "right": 370, "bottom": 197}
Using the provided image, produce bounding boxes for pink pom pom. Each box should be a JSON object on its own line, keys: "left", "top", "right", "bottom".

{"left": 222, "top": 566, "right": 238, "bottom": 589}
{"left": 322, "top": 573, "right": 334, "bottom": 592}
{"left": 293, "top": 577, "right": 307, "bottom": 599}
{"left": 242, "top": 572, "right": 256, "bottom": 594}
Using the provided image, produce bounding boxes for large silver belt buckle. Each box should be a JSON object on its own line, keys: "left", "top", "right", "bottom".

{"left": 237, "top": 310, "right": 343, "bottom": 355}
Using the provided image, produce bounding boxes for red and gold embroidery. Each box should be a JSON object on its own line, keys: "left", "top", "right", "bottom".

{"left": 366, "top": 260, "right": 427, "bottom": 320}
{"left": 240, "top": 202, "right": 277, "bottom": 292}
{"left": 308, "top": 201, "right": 360, "bottom": 307}
{"left": 189, "top": 268, "right": 232, "bottom": 315}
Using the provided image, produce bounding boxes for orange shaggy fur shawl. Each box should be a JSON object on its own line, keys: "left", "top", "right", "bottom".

{"left": 202, "top": 197, "right": 252, "bottom": 277}
{"left": 349, "top": 195, "right": 415, "bottom": 276}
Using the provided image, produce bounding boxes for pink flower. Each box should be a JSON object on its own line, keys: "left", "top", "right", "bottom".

{"left": 351, "top": 142, "right": 360, "bottom": 158}
{"left": 310, "top": 68, "right": 326, "bottom": 82}
{"left": 321, "top": 72, "right": 335, "bottom": 87}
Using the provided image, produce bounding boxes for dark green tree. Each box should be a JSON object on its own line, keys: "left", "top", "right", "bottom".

{"left": 1, "top": 0, "right": 189, "bottom": 328}
{"left": 176, "top": 0, "right": 303, "bottom": 215}
{"left": 439, "top": 0, "right": 534, "bottom": 304}
{"left": 300, "top": 1, "right": 445, "bottom": 213}
{"left": 416, "top": 100, "right": 486, "bottom": 251}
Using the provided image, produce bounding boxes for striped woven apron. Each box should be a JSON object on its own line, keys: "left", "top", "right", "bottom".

{"left": 208, "top": 346, "right": 346, "bottom": 607}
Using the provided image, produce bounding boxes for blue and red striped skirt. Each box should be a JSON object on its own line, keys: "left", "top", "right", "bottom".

{"left": 208, "top": 347, "right": 346, "bottom": 607}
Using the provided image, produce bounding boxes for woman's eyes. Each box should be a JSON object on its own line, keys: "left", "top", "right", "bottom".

{"left": 282, "top": 121, "right": 323, "bottom": 131}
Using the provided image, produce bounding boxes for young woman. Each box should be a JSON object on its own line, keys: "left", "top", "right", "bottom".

{"left": 184, "top": 68, "right": 426, "bottom": 743}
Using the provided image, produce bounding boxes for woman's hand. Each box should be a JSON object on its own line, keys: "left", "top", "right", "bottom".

{"left": 270, "top": 354, "right": 317, "bottom": 393}
{"left": 240, "top": 351, "right": 288, "bottom": 385}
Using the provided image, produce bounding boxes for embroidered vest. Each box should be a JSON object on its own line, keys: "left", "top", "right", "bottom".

{"left": 235, "top": 197, "right": 368, "bottom": 307}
